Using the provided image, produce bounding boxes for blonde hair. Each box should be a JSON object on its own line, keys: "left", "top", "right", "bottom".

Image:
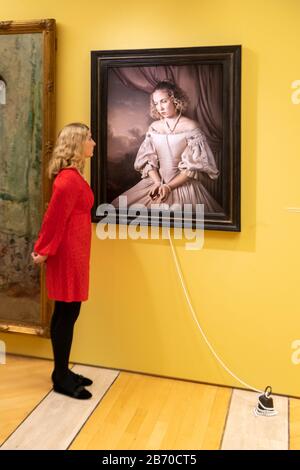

{"left": 150, "top": 81, "right": 189, "bottom": 119}
{"left": 48, "top": 123, "right": 89, "bottom": 178}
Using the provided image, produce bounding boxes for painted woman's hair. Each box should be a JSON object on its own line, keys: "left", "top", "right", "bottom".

{"left": 150, "top": 80, "right": 189, "bottom": 119}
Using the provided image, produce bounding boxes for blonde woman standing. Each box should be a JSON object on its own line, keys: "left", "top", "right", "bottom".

{"left": 32, "top": 123, "right": 96, "bottom": 400}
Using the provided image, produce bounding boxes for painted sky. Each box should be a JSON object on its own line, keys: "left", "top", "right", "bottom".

{"left": 107, "top": 70, "right": 151, "bottom": 162}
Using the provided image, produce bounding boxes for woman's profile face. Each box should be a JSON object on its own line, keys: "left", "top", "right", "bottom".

{"left": 152, "top": 90, "right": 177, "bottom": 118}
{"left": 83, "top": 130, "right": 96, "bottom": 158}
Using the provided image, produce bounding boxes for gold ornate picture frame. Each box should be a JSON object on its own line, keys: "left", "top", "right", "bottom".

{"left": 0, "top": 19, "right": 56, "bottom": 336}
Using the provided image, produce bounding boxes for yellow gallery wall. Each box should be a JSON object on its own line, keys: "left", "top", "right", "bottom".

{"left": 1, "top": 0, "right": 300, "bottom": 397}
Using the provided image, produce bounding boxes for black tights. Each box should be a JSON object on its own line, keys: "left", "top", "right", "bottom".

{"left": 50, "top": 301, "right": 81, "bottom": 382}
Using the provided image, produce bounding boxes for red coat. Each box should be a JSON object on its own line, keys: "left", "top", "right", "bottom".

{"left": 34, "top": 168, "right": 94, "bottom": 302}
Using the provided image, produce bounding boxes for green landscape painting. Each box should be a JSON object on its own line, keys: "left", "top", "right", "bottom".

{"left": 0, "top": 33, "right": 43, "bottom": 323}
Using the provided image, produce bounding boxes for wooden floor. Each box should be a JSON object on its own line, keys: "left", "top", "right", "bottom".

{"left": 0, "top": 355, "right": 299, "bottom": 450}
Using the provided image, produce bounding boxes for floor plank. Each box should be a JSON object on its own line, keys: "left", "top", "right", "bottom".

{"left": 289, "top": 398, "right": 300, "bottom": 449}
{"left": 70, "top": 372, "right": 231, "bottom": 450}
{"left": 221, "top": 389, "right": 289, "bottom": 450}
{"left": 0, "top": 355, "right": 53, "bottom": 445}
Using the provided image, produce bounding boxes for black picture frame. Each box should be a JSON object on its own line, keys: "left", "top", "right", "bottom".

{"left": 91, "top": 45, "right": 241, "bottom": 231}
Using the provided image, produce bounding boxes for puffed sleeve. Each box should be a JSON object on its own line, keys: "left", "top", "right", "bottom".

{"left": 33, "top": 171, "right": 81, "bottom": 257}
{"left": 134, "top": 131, "right": 159, "bottom": 178}
{"left": 178, "top": 130, "right": 219, "bottom": 180}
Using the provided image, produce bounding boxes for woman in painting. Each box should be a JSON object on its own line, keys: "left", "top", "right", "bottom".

{"left": 31, "top": 123, "right": 96, "bottom": 400}
{"left": 112, "top": 80, "right": 221, "bottom": 211}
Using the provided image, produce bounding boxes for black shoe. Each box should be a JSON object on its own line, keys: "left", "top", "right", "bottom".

{"left": 51, "top": 374, "right": 92, "bottom": 400}
{"left": 68, "top": 369, "right": 93, "bottom": 387}
{"left": 53, "top": 382, "right": 92, "bottom": 400}
{"left": 51, "top": 370, "right": 93, "bottom": 387}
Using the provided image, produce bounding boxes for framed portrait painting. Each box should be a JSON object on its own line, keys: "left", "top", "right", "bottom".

{"left": 0, "top": 19, "right": 56, "bottom": 336}
{"left": 91, "top": 45, "right": 241, "bottom": 231}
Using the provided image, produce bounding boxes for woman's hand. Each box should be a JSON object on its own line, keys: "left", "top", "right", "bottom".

{"left": 148, "top": 182, "right": 161, "bottom": 200}
{"left": 158, "top": 184, "right": 172, "bottom": 202}
{"left": 31, "top": 252, "right": 48, "bottom": 264}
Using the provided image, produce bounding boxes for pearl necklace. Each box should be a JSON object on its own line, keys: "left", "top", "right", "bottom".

{"left": 164, "top": 113, "right": 181, "bottom": 134}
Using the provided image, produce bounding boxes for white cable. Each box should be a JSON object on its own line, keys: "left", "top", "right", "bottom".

{"left": 167, "top": 228, "right": 263, "bottom": 394}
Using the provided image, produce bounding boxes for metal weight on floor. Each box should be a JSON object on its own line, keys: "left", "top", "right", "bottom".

{"left": 253, "top": 386, "right": 278, "bottom": 417}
